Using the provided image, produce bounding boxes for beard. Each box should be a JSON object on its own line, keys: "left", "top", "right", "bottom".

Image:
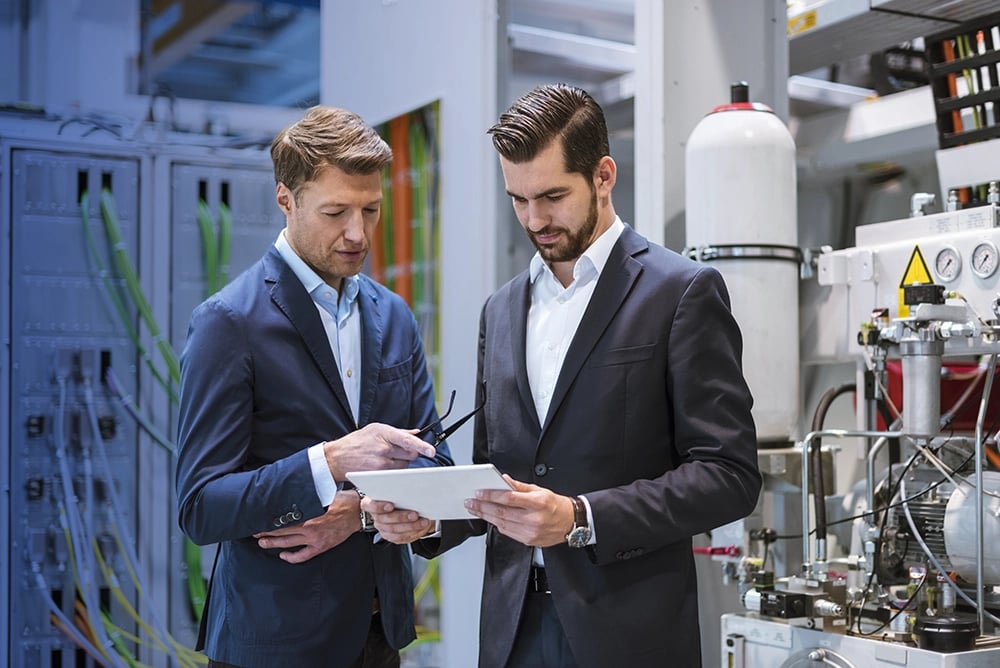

{"left": 529, "top": 188, "right": 599, "bottom": 263}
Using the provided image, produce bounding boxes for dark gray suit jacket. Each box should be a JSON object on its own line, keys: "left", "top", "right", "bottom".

{"left": 176, "top": 247, "right": 451, "bottom": 667}
{"left": 417, "top": 224, "right": 760, "bottom": 668}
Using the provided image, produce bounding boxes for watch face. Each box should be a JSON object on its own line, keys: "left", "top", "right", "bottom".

{"left": 567, "top": 526, "right": 592, "bottom": 548}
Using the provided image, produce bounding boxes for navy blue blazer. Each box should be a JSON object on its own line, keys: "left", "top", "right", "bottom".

{"left": 176, "top": 247, "right": 451, "bottom": 667}
{"left": 417, "top": 225, "right": 761, "bottom": 668}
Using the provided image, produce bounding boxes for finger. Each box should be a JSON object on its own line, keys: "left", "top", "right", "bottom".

{"left": 255, "top": 527, "right": 298, "bottom": 539}
{"left": 466, "top": 498, "right": 506, "bottom": 524}
{"left": 475, "top": 488, "right": 516, "bottom": 505}
{"left": 389, "top": 432, "right": 436, "bottom": 459}
{"left": 361, "top": 499, "right": 396, "bottom": 514}
{"left": 279, "top": 545, "right": 318, "bottom": 564}
{"left": 375, "top": 511, "right": 424, "bottom": 528}
{"left": 258, "top": 533, "right": 305, "bottom": 549}
{"left": 503, "top": 475, "right": 534, "bottom": 492}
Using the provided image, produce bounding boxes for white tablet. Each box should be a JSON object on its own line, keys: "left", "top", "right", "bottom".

{"left": 346, "top": 464, "right": 512, "bottom": 520}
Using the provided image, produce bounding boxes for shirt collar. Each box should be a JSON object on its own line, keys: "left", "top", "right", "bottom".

{"left": 529, "top": 216, "right": 625, "bottom": 285}
{"left": 274, "top": 229, "right": 360, "bottom": 305}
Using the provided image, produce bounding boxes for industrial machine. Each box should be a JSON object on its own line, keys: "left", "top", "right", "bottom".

{"left": 688, "top": 93, "right": 1000, "bottom": 667}
{"left": 682, "top": 52, "right": 1000, "bottom": 662}
{"left": 721, "top": 198, "right": 1000, "bottom": 665}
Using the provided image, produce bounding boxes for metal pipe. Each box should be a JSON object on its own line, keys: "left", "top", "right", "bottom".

{"left": 865, "top": 436, "right": 890, "bottom": 519}
{"left": 975, "top": 353, "right": 998, "bottom": 633}
{"left": 801, "top": 429, "right": 901, "bottom": 575}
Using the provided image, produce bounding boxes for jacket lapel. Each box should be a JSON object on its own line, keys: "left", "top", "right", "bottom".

{"left": 508, "top": 273, "right": 540, "bottom": 430}
{"left": 264, "top": 248, "right": 354, "bottom": 420}
{"left": 356, "top": 276, "right": 383, "bottom": 427}
{"left": 540, "top": 226, "right": 646, "bottom": 436}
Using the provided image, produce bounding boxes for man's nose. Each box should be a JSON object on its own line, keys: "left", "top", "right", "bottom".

{"left": 343, "top": 210, "right": 366, "bottom": 241}
{"left": 525, "top": 200, "right": 549, "bottom": 231}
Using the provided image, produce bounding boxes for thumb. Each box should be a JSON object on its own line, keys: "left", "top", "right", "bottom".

{"left": 502, "top": 474, "right": 534, "bottom": 492}
{"left": 280, "top": 547, "right": 316, "bottom": 564}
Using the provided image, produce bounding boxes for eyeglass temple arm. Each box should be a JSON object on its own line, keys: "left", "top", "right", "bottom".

{"left": 415, "top": 389, "right": 457, "bottom": 438}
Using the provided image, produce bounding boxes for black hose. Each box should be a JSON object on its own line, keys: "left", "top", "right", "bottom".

{"left": 876, "top": 399, "right": 902, "bottom": 464}
{"left": 810, "top": 383, "right": 856, "bottom": 544}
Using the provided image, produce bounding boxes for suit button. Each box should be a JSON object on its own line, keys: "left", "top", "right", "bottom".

{"left": 291, "top": 510, "right": 302, "bottom": 521}
{"left": 283, "top": 512, "right": 294, "bottom": 523}
{"left": 273, "top": 517, "right": 282, "bottom": 527}
{"left": 533, "top": 464, "right": 548, "bottom": 477}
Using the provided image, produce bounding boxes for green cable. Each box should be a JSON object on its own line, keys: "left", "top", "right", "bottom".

{"left": 956, "top": 35, "right": 982, "bottom": 129}
{"left": 99, "top": 189, "right": 181, "bottom": 384}
{"left": 96, "top": 190, "right": 208, "bottom": 623}
{"left": 100, "top": 609, "right": 143, "bottom": 668}
{"left": 218, "top": 202, "right": 232, "bottom": 288}
{"left": 196, "top": 200, "right": 219, "bottom": 296}
{"left": 380, "top": 165, "right": 396, "bottom": 290}
{"left": 410, "top": 117, "right": 427, "bottom": 310}
{"left": 184, "top": 539, "right": 207, "bottom": 620}
{"left": 427, "top": 103, "right": 443, "bottom": 370}
{"left": 80, "top": 193, "right": 178, "bottom": 402}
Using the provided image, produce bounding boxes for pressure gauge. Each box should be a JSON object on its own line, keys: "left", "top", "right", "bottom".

{"left": 934, "top": 245, "right": 962, "bottom": 282}
{"left": 971, "top": 240, "right": 999, "bottom": 279}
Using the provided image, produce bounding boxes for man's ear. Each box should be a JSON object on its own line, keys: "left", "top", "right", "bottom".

{"left": 594, "top": 156, "right": 617, "bottom": 194}
{"left": 276, "top": 182, "right": 294, "bottom": 215}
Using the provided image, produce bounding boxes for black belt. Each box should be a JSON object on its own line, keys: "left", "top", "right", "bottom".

{"left": 529, "top": 566, "right": 550, "bottom": 594}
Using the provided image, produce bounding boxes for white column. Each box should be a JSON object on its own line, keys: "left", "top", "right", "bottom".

{"left": 635, "top": 0, "right": 788, "bottom": 249}
{"left": 324, "top": 2, "right": 499, "bottom": 666}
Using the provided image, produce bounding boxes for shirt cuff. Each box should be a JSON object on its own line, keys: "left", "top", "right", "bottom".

{"left": 308, "top": 442, "right": 338, "bottom": 506}
{"left": 422, "top": 521, "right": 443, "bottom": 539}
{"left": 579, "top": 494, "right": 597, "bottom": 545}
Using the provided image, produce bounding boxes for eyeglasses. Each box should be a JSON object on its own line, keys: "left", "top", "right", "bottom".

{"left": 416, "top": 390, "right": 483, "bottom": 446}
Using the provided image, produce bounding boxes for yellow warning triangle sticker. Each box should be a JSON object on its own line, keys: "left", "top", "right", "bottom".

{"left": 898, "top": 245, "right": 932, "bottom": 318}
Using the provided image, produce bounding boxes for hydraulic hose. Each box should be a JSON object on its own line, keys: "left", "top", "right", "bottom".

{"left": 810, "top": 383, "right": 856, "bottom": 545}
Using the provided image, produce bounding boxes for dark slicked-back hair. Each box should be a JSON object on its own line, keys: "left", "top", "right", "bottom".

{"left": 487, "top": 83, "right": 609, "bottom": 178}
{"left": 270, "top": 105, "right": 392, "bottom": 198}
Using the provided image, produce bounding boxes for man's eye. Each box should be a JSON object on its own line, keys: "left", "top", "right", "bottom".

{"left": 325, "top": 211, "right": 345, "bottom": 217}
{"left": 364, "top": 207, "right": 380, "bottom": 215}
{"left": 546, "top": 194, "right": 564, "bottom": 202}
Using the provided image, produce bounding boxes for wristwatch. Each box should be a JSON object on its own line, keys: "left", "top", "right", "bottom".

{"left": 565, "top": 496, "right": 592, "bottom": 548}
{"left": 355, "top": 489, "right": 377, "bottom": 533}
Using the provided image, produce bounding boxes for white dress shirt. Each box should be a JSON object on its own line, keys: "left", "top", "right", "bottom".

{"left": 274, "top": 230, "right": 361, "bottom": 506}
{"left": 526, "top": 216, "right": 624, "bottom": 559}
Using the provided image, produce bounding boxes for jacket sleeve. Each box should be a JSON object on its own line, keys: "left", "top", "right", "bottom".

{"left": 584, "top": 266, "right": 762, "bottom": 565}
{"left": 175, "top": 297, "right": 324, "bottom": 545}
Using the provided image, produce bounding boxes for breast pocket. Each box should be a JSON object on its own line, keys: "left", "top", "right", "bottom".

{"left": 371, "top": 357, "right": 414, "bottom": 420}
{"left": 378, "top": 358, "right": 412, "bottom": 383}
{"left": 588, "top": 343, "right": 656, "bottom": 367}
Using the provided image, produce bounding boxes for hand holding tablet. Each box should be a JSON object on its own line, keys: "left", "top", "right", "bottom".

{"left": 346, "top": 464, "right": 513, "bottom": 520}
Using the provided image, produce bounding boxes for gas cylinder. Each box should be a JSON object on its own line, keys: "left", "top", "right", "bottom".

{"left": 685, "top": 81, "right": 799, "bottom": 443}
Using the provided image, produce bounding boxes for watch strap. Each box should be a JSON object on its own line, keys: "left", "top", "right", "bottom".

{"left": 570, "top": 496, "right": 588, "bottom": 529}
{"left": 355, "top": 489, "right": 377, "bottom": 533}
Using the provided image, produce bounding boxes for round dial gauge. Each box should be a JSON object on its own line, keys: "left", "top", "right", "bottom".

{"left": 934, "top": 245, "right": 962, "bottom": 282}
{"left": 971, "top": 240, "right": 999, "bottom": 279}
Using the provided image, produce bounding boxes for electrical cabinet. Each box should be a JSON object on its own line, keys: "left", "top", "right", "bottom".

{"left": 7, "top": 146, "right": 142, "bottom": 667}
{"left": 1, "top": 122, "right": 282, "bottom": 667}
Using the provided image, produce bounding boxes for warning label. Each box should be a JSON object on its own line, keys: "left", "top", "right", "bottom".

{"left": 898, "top": 246, "right": 932, "bottom": 317}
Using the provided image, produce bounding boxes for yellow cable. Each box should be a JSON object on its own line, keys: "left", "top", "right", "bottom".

{"left": 51, "top": 614, "right": 110, "bottom": 666}
{"left": 94, "top": 539, "right": 204, "bottom": 668}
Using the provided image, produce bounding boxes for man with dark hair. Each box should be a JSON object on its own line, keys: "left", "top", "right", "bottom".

{"left": 368, "top": 83, "right": 761, "bottom": 667}
{"left": 176, "top": 105, "right": 452, "bottom": 668}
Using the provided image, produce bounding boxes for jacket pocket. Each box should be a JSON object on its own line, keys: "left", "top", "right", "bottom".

{"left": 588, "top": 343, "right": 655, "bottom": 367}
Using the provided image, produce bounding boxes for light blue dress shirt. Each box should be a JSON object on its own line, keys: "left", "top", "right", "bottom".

{"left": 274, "top": 230, "right": 360, "bottom": 505}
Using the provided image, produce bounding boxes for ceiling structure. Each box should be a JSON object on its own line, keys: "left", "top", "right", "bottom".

{"left": 146, "top": 1, "right": 995, "bottom": 124}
